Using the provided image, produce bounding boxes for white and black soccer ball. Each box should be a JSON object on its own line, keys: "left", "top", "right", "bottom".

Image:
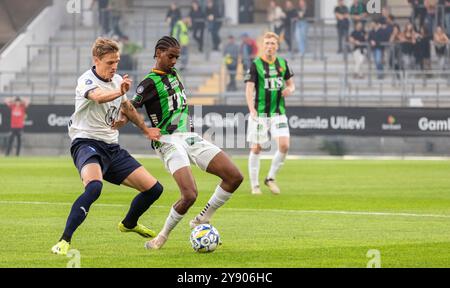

{"left": 190, "top": 224, "right": 220, "bottom": 253}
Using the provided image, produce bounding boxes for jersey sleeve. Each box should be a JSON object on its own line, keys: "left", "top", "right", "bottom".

{"left": 244, "top": 62, "right": 257, "bottom": 83}
{"left": 284, "top": 60, "right": 294, "bottom": 81}
{"left": 76, "top": 75, "right": 99, "bottom": 99}
{"left": 131, "top": 78, "right": 156, "bottom": 108}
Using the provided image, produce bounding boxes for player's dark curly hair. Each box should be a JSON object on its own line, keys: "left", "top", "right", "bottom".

{"left": 153, "top": 36, "right": 180, "bottom": 59}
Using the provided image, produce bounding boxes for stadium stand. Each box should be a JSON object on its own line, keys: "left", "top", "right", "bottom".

{"left": 2, "top": 0, "right": 450, "bottom": 108}
{"left": 2, "top": 0, "right": 450, "bottom": 157}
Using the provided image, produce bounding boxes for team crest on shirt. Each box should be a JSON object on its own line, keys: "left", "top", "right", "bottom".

{"left": 137, "top": 85, "right": 145, "bottom": 94}
{"left": 279, "top": 67, "right": 284, "bottom": 73}
{"left": 105, "top": 106, "right": 119, "bottom": 126}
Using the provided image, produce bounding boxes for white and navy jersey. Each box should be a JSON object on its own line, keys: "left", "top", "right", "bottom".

{"left": 68, "top": 67, "right": 127, "bottom": 144}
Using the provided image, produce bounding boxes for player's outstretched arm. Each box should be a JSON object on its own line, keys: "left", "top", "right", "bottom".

{"left": 120, "top": 100, "right": 161, "bottom": 141}
{"left": 87, "top": 88, "right": 126, "bottom": 104}
{"left": 87, "top": 75, "right": 132, "bottom": 104}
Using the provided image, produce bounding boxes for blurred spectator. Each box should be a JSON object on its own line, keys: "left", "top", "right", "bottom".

{"left": 110, "top": 0, "right": 127, "bottom": 38}
{"left": 172, "top": 17, "right": 191, "bottom": 71}
{"left": 166, "top": 3, "right": 182, "bottom": 35}
{"left": 283, "top": 0, "right": 298, "bottom": 53}
{"left": 206, "top": 0, "right": 224, "bottom": 51}
{"left": 349, "top": 21, "right": 367, "bottom": 78}
{"left": 223, "top": 35, "right": 239, "bottom": 91}
{"left": 415, "top": 26, "right": 432, "bottom": 72}
{"left": 369, "top": 21, "right": 385, "bottom": 79}
{"left": 425, "top": 0, "right": 437, "bottom": 34}
{"left": 378, "top": 6, "right": 391, "bottom": 26}
{"left": 91, "top": 0, "right": 111, "bottom": 35}
{"left": 409, "top": 0, "right": 427, "bottom": 29}
{"left": 239, "top": 0, "right": 255, "bottom": 24}
{"left": 267, "top": 0, "right": 285, "bottom": 36}
{"left": 389, "top": 23, "right": 403, "bottom": 76}
{"left": 400, "top": 23, "right": 417, "bottom": 71}
{"left": 443, "top": 0, "right": 450, "bottom": 36}
{"left": 434, "top": 25, "right": 449, "bottom": 69}
{"left": 117, "top": 36, "right": 143, "bottom": 71}
{"left": 295, "top": 0, "right": 308, "bottom": 56}
{"left": 189, "top": 1, "right": 206, "bottom": 52}
{"left": 335, "top": 0, "right": 350, "bottom": 54}
{"left": 4, "top": 97, "right": 30, "bottom": 157}
{"left": 240, "top": 33, "right": 258, "bottom": 71}
{"left": 350, "top": 0, "right": 368, "bottom": 29}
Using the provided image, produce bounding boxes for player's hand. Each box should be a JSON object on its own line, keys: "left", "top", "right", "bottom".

{"left": 120, "top": 74, "right": 133, "bottom": 95}
{"left": 282, "top": 87, "right": 292, "bottom": 98}
{"left": 250, "top": 109, "right": 258, "bottom": 120}
{"left": 145, "top": 128, "right": 162, "bottom": 141}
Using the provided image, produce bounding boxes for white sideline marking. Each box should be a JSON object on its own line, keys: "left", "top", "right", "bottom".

{"left": 0, "top": 200, "right": 449, "bottom": 219}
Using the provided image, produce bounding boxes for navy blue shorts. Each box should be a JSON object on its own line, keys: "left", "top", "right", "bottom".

{"left": 70, "top": 138, "right": 142, "bottom": 185}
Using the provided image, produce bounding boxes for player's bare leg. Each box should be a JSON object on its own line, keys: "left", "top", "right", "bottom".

{"left": 265, "top": 136, "right": 290, "bottom": 195}
{"left": 190, "top": 152, "right": 244, "bottom": 228}
{"left": 146, "top": 166, "right": 198, "bottom": 250}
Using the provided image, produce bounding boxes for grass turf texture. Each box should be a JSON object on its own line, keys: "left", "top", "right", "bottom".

{"left": 0, "top": 157, "right": 450, "bottom": 268}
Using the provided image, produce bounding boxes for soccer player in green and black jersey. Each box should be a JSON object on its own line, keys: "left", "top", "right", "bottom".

{"left": 131, "top": 36, "right": 244, "bottom": 250}
{"left": 245, "top": 32, "right": 296, "bottom": 195}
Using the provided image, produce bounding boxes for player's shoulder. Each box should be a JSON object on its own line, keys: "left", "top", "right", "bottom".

{"left": 77, "top": 69, "right": 97, "bottom": 86}
{"left": 253, "top": 57, "right": 262, "bottom": 64}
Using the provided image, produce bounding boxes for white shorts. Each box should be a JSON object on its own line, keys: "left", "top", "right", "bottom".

{"left": 154, "top": 132, "right": 222, "bottom": 175}
{"left": 247, "top": 114, "right": 290, "bottom": 145}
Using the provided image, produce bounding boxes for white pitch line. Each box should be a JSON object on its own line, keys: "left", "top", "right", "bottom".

{"left": 0, "top": 200, "right": 449, "bottom": 219}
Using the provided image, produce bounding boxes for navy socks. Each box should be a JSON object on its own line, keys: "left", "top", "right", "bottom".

{"left": 121, "top": 182, "right": 164, "bottom": 229}
{"left": 61, "top": 181, "right": 103, "bottom": 243}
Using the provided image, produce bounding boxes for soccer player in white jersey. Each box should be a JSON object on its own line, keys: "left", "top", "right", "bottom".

{"left": 51, "top": 38, "right": 163, "bottom": 255}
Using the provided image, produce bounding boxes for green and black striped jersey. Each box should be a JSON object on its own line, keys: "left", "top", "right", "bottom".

{"left": 244, "top": 56, "right": 294, "bottom": 117}
{"left": 132, "top": 68, "right": 192, "bottom": 135}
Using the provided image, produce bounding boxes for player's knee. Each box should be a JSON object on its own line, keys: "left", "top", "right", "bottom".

{"left": 252, "top": 146, "right": 262, "bottom": 154}
{"left": 142, "top": 181, "right": 164, "bottom": 201}
{"left": 279, "top": 144, "right": 290, "bottom": 154}
{"left": 226, "top": 169, "right": 244, "bottom": 191}
{"left": 181, "top": 188, "right": 198, "bottom": 207}
{"left": 85, "top": 180, "right": 103, "bottom": 201}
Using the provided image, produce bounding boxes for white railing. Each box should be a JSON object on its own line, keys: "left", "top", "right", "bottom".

{"left": 0, "top": 0, "right": 66, "bottom": 92}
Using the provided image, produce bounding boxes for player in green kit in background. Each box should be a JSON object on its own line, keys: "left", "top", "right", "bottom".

{"left": 245, "top": 32, "right": 296, "bottom": 195}
{"left": 131, "top": 36, "right": 244, "bottom": 250}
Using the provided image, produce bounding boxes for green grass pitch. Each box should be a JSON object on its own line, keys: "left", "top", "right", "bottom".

{"left": 0, "top": 157, "right": 450, "bottom": 268}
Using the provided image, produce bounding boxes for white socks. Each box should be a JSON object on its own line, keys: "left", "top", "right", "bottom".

{"left": 197, "top": 186, "right": 232, "bottom": 222}
{"left": 248, "top": 152, "right": 261, "bottom": 188}
{"left": 267, "top": 151, "right": 287, "bottom": 180}
{"left": 160, "top": 206, "right": 184, "bottom": 238}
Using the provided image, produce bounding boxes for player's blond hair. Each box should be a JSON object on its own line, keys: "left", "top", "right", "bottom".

{"left": 92, "top": 38, "right": 120, "bottom": 59}
{"left": 263, "top": 32, "right": 280, "bottom": 44}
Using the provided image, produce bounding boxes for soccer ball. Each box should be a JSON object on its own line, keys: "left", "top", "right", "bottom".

{"left": 190, "top": 224, "right": 220, "bottom": 253}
